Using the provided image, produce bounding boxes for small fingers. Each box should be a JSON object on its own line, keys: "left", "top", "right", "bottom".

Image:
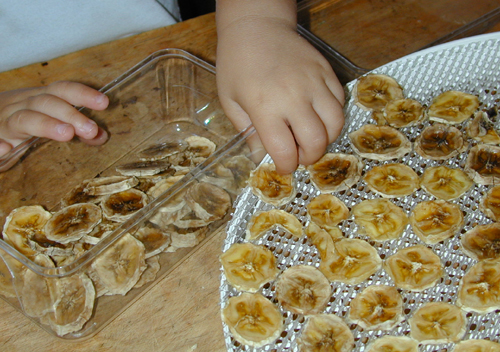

{"left": 312, "top": 84, "right": 345, "bottom": 145}
{"left": 44, "top": 81, "right": 109, "bottom": 111}
{"left": 0, "top": 141, "right": 12, "bottom": 158}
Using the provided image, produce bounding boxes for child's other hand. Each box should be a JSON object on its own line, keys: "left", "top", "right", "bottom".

{"left": 0, "top": 81, "right": 109, "bottom": 157}
{"left": 216, "top": 12, "right": 345, "bottom": 174}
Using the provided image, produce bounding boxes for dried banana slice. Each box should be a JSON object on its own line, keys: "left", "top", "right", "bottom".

{"left": 185, "top": 181, "right": 231, "bottom": 222}
{"left": 409, "top": 302, "right": 466, "bottom": 344}
{"left": 353, "top": 74, "right": 404, "bottom": 111}
{"left": 305, "top": 222, "right": 343, "bottom": 259}
{"left": 465, "top": 144, "right": 500, "bottom": 185}
{"left": 101, "top": 188, "right": 148, "bottom": 222}
{"left": 0, "top": 249, "right": 26, "bottom": 298}
{"left": 276, "top": 265, "right": 331, "bottom": 315}
{"left": 467, "top": 108, "right": 500, "bottom": 145}
{"left": 352, "top": 198, "right": 408, "bottom": 242}
{"left": 147, "top": 175, "right": 186, "bottom": 211}
{"left": 420, "top": 165, "right": 473, "bottom": 200}
{"left": 409, "top": 200, "right": 463, "bottom": 244}
{"left": 461, "top": 223, "right": 500, "bottom": 261}
{"left": 415, "top": 123, "right": 467, "bottom": 160}
{"left": 137, "top": 140, "right": 188, "bottom": 161}
{"left": 363, "top": 163, "right": 419, "bottom": 198}
{"left": 134, "top": 255, "right": 160, "bottom": 288}
{"left": 168, "top": 135, "right": 217, "bottom": 170}
{"left": 116, "top": 160, "right": 172, "bottom": 177}
{"left": 222, "top": 292, "right": 283, "bottom": 348}
{"left": 246, "top": 209, "right": 303, "bottom": 241}
{"left": 348, "top": 284, "right": 403, "bottom": 330}
{"left": 199, "top": 163, "right": 238, "bottom": 194}
{"left": 481, "top": 185, "right": 500, "bottom": 221}
{"left": 248, "top": 163, "right": 296, "bottom": 206}
{"left": 21, "top": 254, "right": 55, "bottom": 318}
{"left": 47, "top": 273, "right": 95, "bottom": 336}
{"left": 91, "top": 233, "right": 147, "bottom": 295}
{"left": 453, "top": 339, "right": 500, "bottom": 352}
{"left": 220, "top": 242, "right": 279, "bottom": 293}
{"left": 384, "top": 244, "right": 443, "bottom": 291}
{"left": 84, "top": 176, "right": 139, "bottom": 196}
{"left": 2, "top": 205, "right": 52, "bottom": 257}
{"left": 349, "top": 124, "right": 411, "bottom": 161}
{"left": 306, "top": 194, "right": 349, "bottom": 229}
{"left": 168, "top": 224, "right": 209, "bottom": 248}
{"left": 365, "top": 336, "right": 418, "bottom": 352}
{"left": 306, "top": 153, "right": 363, "bottom": 193}
{"left": 82, "top": 219, "right": 117, "bottom": 245}
{"left": 223, "top": 155, "right": 256, "bottom": 189}
{"left": 133, "top": 225, "right": 171, "bottom": 258}
{"left": 427, "top": 90, "right": 479, "bottom": 124}
{"left": 298, "top": 313, "right": 354, "bottom": 352}
{"left": 45, "top": 203, "right": 102, "bottom": 244}
{"left": 60, "top": 180, "right": 103, "bottom": 207}
{"left": 383, "top": 98, "right": 425, "bottom": 128}
{"left": 319, "top": 238, "right": 382, "bottom": 284}
{"left": 457, "top": 259, "right": 500, "bottom": 314}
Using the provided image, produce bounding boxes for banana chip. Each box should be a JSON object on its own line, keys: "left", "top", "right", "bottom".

{"left": 352, "top": 198, "right": 408, "bottom": 242}
{"left": 467, "top": 108, "right": 500, "bottom": 145}
{"left": 246, "top": 209, "right": 303, "bottom": 241}
{"left": 353, "top": 74, "right": 404, "bottom": 111}
{"left": 349, "top": 124, "right": 411, "bottom": 161}
{"left": 276, "top": 265, "right": 331, "bottom": 315}
{"left": 134, "top": 255, "right": 160, "bottom": 289}
{"left": 91, "top": 233, "right": 147, "bottom": 295}
{"left": 348, "top": 284, "right": 403, "bottom": 330}
{"left": 185, "top": 181, "right": 231, "bottom": 222}
{"left": 222, "top": 292, "right": 283, "bottom": 348}
{"left": 133, "top": 225, "right": 171, "bottom": 258}
{"left": 460, "top": 223, "right": 500, "bottom": 261}
{"left": 457, "top": 259, "right": 500, "bottom": 314}
{"left": 220, "top": 242, "right": 279, "bottom": 292}
{"left": 365, "top": 336, "right": 418, "bottom": 352}
{"left": 415, "top": 123, "right": 467, "bottom": 160}
{"left": 306, "top": 153, "right": 363, "bottom": 193}
{"left": 481, "top": 185, "right": 500, "bottom": 221}
{"left": 305, "top": 222, "right": 343, "bottom": 259}
{"left": 420, "top": 165, "right": 473, "bottom": 200}
{"left": 363, "top": 163, "right": 419, "bottom": 198}
{"left": 384, "top": 244, "right": 443, "bottom": 291}
{"left": 453, "top": 339, "right": 500, "bottom": 352}
{"left": 223, "top": 155, "right": 256, "bottom": 189}
{"left": 307, "top": 194, "right": 350, "bottom": 229}
{"left": 427, "top": 90, "right": 479, "bottom": 124}
{"left": 137, "top": 140, "right": 188, "bottom": 161}
{"left": 21, "top": 254, "right": 55, "bottom": 318}
{"left": 101, "top": 188, "right": 148, "bottom": 222}
{"left": 465, "top": 144, "right": 500, "bottom": 185}
{"left": 319, "top": 238, "right": 382, "bottom": 284}
{"left": 298, "top": 314, "right": 354, "bottom": 352}
{"left": 383, "top": 98, "right": 425, "bottom": 128}
{"left": 409, "top": 200, "right": 463, "bottom": 244}
{"left": 0, "top": 250, "right": 26, "bottom": 298}
{"left": 248, "top": 163, "right": 296, "bottom": 206}
{"left": 409, "top": 302, "right": 466, "bottom": 344}
{"left": 84, "top": 176, "right": 139, "bottom": 196}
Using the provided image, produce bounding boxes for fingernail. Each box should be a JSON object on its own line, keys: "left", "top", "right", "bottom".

{"left": 95, "top": 93, "right": 107, "bottom": 104}
{"left": 56, "top": 123, "right": 71, "bottom": 136}
{"left": 80, "top": 120, "right": 97, "bottom": 134}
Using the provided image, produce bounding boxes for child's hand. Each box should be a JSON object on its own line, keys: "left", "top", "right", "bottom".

{"left": 0, "top": 81, "right": 109, "bottom": 158}
{"left": 216, "top": 2, "right": 345, "bottom": 174}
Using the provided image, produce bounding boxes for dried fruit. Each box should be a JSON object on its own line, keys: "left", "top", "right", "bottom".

{"left": 20, "top": 254, "right": 55, "bottom": 318}
{"left": 457, "top": 259, "right": 500, "bottom": 314}
{"left": 353, "top": 74, "right": 404, "bottom": 111}
{"left": 185, "top": 181, "right": 231, "bottom": 222}
{"left": 384, "top": 244, "right": 444, "bottom": 291}
{"left": 305, "top": 222, "right": 343, "bottom": 259}
{"left": 298, "top": 314, "right": 354, "bottom": 352}
{"left": 0, "top": 249, "right": 26, "bottom": 298}
{"left": 420, "top": 165, "right": 473, "bottom": 200}
{"left": 101, "top": 188, "right": 148, "bottom": 222}
{"left": 137, "top": 140, "right": 188, "bottom": 161}
{"left": 461, "top": 223, "right": 500, "bottom": 261}
{"left": 276, "top": 265, "right": 331, "bottom": 315}
{"left": 133, "top": 225, "right": 171, "bottom": 258}
{"left": 222, "top": 292, "right": 283, "bottom": 347}
{"left": 481, "top": 185, "right": 500, "bottom": 221}
{"left": 465, "top": 144, "right": 500, "bottom": 185}
{"left": 222, "top": 155, "right": 256, "bottom": 188}
{"left": 306, "top": 153, "right": 363, "bottom": 193}
{"left": 453, "top": 339, "right": 500, "bottom": 352}
{"left": 248, "top": 163, "right": 295, "bottom": 206}
{"left": 352, "top": 198, "right": 408, "bottom": 242}
{"left": 467, "top": 108, "right": 500, "bottom": 145}
{"left": 115, "top": 160, "right": 172, "bottom": 177}
{"left": 365, "top": 336, "right": 418, "bottom": 352}
{"left": 363, "top": 163, "right": 419, "bottom": 198}
{"left": 306, "top": 194, "right": 349, "bottom": 229}
{"left": 427, "top": 90, "right": 479, "bottom": 124}
{"left": 246, "top": 209, "right": 303, "bottom": 241}
{"left": 220, "top": 242, "right": 279, "bottom": 292}
{"left": 84, "top": 176, "right": 139, "bottom": 196}
{"left": 383, "top": 98, "right": 425, "bottom": 128}
{"left": 349, "top": 124, "right": 411, "bottom": 161}
{"left": 409, "top": 302, "right": 466, "bottom": 344}
{"left": 348, "top": 284, "right": 403, "bottom": 330}
{"left": 319, "top": 238, "right": 382, "bottom": 284}
{"left": 414, "top": 123, "right": 467, "bottom": 160}
{"left": 409, "top": 200, "right": 463, "bottom": 244}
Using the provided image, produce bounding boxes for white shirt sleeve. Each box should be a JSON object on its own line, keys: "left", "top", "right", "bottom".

{"left": 0, "top": 0, "right": 178, "bottom": 72}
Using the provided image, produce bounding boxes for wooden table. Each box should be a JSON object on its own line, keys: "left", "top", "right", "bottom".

{"left": 0, "top": 8, "right": 499, "bottom": 352}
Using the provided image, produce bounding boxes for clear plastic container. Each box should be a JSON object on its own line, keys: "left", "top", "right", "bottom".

{"left": 297, "top": 0, "right": 500, "bottom": 84}
{"left": 0, "top": 49, "right": 257, "bottom": 339}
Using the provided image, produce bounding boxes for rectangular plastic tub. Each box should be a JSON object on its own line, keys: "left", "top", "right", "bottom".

{"left": 0, "top": 49, "right": 257, "bottom": 339}
{"left": 297, "top": 0, "right": 500, "bottom": 84}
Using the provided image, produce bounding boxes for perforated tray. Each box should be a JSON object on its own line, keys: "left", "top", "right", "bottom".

{"left": 220, "top": 32, "right": 500, "bottom": 351}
